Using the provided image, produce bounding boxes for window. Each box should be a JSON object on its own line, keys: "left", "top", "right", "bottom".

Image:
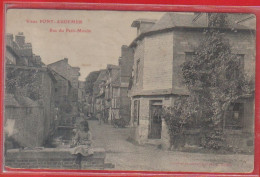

{"left": 234, "top": 54, "right": 245, "bottom": 77}
{"left": 112, "top": 97, "right": 120, "bottom": 109}
{"left": 226, "top": 54, "right": 245, "bottom": 80}
{"left": 224, "top": 102, "right": 244, "bottom": 130}
{"left": 133, "top": 100, "right": 140, "bottom": 125}
{"left": 185, "top": 52, "right": 195, "bottom": 61}
{"left": 26, "top": 108, "right": 32, "bottom": 115}
{"left": 136, "top": 59, "right": 140, "bottom": 83}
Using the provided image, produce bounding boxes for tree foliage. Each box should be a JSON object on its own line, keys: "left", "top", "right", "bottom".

{"left": 84, "top": 71, "right": 100, "bottom": 95}
{"left": 6, "top": 68, "right": 41, "bottom": 100}
{"left": 162, "top": 13, "right": 254, "bottom": 150}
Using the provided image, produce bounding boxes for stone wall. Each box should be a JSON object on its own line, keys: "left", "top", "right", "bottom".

{"left": 120, "top": 45, "right": 134, "bottom": 81}
{"left": 5, "top": 148, "right": 106, "bottom": 170}
{"left": 131, "top": 28, "right": 255, "bottom": 94}
{"left": 130, "top": 27, "right": 255, "bottom": 151}
{"left": 131, "top": 96, "right": 175, "bottom": 148}
{"left": 119, "top": 88, "right": 131, "bottom": 123}
{"left": 118, "top": 45, "right": 134, "bottom": 124}
{"left": 5, "top": 48, "right": 17, "bottom": 65}
{"left": 241, "top": 97, "right": 255, "bottom": 133}
{"left": 52, "top": 72, "right": 70, "bottom": 106}
{"left": 143, "top": 32, "right": 173, "bottom": 91}
{"left": 172, "top": 29, "right": 255, "bottom": 90}
{"left": 48, "top": 59, "right": 80, "bottom": 102}
{"left": 40, "top": 71, "right": 56, "bottom": 141}
{"left": 132, "top": 40, "right": 145, "bottom": 93}
{"left": 224, "top": 131, "right": 254, "bottom": 153}
{"left": 48, "top": 59, "right": 72, "bottom": 84}
{"left": 5, "top": 67, "right": 56, "bottom": 148}
{"left": 5, "top": 106, "right": 45, "bottom": 147}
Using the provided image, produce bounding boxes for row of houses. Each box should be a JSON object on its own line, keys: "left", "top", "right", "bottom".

{"left": 86, "top": 45, "right": 134, "bottom": 125}
{"left": 89, "top": 12, "right": 255, "bottom": 152}
{"left": 4, "top": 32, "right": 84, "bottom": 148}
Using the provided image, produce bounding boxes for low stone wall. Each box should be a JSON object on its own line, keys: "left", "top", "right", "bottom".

{"left": 5, "top": 147, "right": 106, "bottom": 170}
{"left": 184, "top": 129, "right": 254, "bottom": 153}
{"left": 224, "top": 131, "right": 254, "bottom": 153}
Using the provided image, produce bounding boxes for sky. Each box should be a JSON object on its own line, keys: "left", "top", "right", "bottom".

{"left": 6, "top": 9, "right": 164, "bottom": 81}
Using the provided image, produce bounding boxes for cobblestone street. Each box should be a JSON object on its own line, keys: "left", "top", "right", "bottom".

{"left": 89, "top": 120, "right": 254, "bottom": 173}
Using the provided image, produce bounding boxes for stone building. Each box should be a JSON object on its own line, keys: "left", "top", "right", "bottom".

{"left": 104, "top": 64, "right": 121, "bottom": 123}
{"left": 5, "top": 33, "right": 44, "bottom": 67}
{"left": 5, "top": 34, "right": 19, "bottom": 65}
{"left": 78, "top": 81, "right": 86, "bottom": 103}
{"left": 5, "top": 94, "right": 45, "bottom": 147}
{"left": 105, "top": 46, "right": 134, "bottom": 124}
{"left": 49, "top": 69, "right": 72, "bottom": 107}
{"left": 5, "top": 33, "right": 57, "bottom": 148}
{"left": 48, "top": 58, "right": 81, "bottom": 116}
{"left": 5, "top": 65, "right": 57, "bottom": 148}
{"left": 128, "top": 13, "right": 255, "bottom": 151}
{"left": 89, "top": 46, "right": 134, "bottom": 125}
{"left": 92, "top": 69, "right": 107, "bottom": 120}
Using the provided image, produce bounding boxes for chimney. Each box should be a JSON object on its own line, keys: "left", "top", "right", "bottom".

{"left": 64, "top": 58, "right": 68, "bottom": 63}
{"left": 15, "top": 32, "right": 25, "bottom": 47}
{"left": 5, "top": 33, "right": 13, "bottom": 47}
{"left": 131, "top": 19, "right": 157, "bottom": 36}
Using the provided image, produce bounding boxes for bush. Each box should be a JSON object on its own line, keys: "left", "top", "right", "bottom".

{"left": 112, "top": 118, "right": 127, "bottom": 128}
{"left": 200, "top": 129, "right": 225, "bottom": 150}
{"left": 162, "top": 97, "right": 194, "bottom": 149}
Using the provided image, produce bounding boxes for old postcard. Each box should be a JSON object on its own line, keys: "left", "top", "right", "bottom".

{"left": 4, "top": 9, "right": 255, "bottom": 173}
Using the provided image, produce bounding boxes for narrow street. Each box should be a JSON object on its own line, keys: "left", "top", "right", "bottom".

{"left": 89, "top": 120, "right": 254, "bottom": 173}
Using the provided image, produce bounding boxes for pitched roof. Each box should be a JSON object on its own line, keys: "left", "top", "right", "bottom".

{"left": 131, "top": 19, "right": 157, "bottom": 27}
{"left": 96, "top": 69, "right": 107, "bottom": 82}
{"left": 48, "top": 67, "right": 68, "bottom": 82}
{"left": 107, "top": 64, "right": 120, "bottom": 70}
{"left": 93, "top": 69, "right": 107, "bottom": 96}
{"left": 15, "top": 95, "right": 39, "bottom": 107}
{"left": 110, "top": 69, "right": 120, "bottom": 87}
{"left": 5, "top": 94, "right": 39, "bottom": 107}
{"left": 150, "top": 12, "right": 254, "bottom": 32}
{"left": 104, "top": 65, "right": 120, "bottom": 87}
{"left": 130, "top": 12, "right": 255, "bottom": 47}
{"left": 47, "top": 58, "right": 68, "bottom": 67}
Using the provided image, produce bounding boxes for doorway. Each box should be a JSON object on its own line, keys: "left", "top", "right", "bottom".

{"left": 148, "top": 100, "right": 162, "bottom": 139}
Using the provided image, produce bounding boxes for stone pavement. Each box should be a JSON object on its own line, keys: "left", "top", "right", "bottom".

{"left": 88, "top": 120, "right": 254, "bottom": 173}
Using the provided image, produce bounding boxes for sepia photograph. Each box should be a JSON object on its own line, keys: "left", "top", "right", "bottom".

{"left": 3, "top": 9, "right": 256, "bottom": 173}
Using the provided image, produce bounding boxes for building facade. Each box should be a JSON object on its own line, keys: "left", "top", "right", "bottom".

{"left": 117, "top": 45, "right": 134, "bottom": 124}
{"left": 104, "top": 64, "right": 121, "bottom": 123}
{"left": 48, "top": 58, "right": 81, "bottom": 116}
{"left": 5, "top": 33, "right": 57, "bottom": 148}
{"left": 93, "top": 69, "right": 107, "bottom": 121}
{"left": 128, "top": 13, "right": 255, "bottom": 151}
